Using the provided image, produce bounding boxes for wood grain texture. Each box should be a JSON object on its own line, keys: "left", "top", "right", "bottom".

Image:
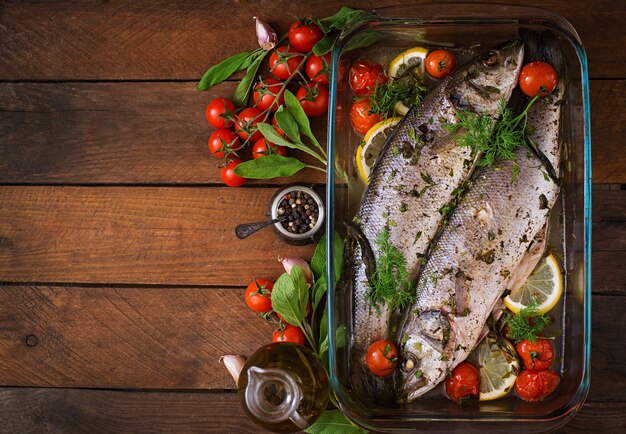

{"left": 0, "top": 186, "right": 316, "bottom": 285}
{"left": 0, "top": 389, "right": 624, "bottom": 434}
{"left": 0, "top": 82, "right": 326, "bottom": 185}
{"left": 1, "top": 0, "right": 624, "bottom": 80}
{"left": 0, "top": 285, "right": 621, "bottom": 399}
{"left": 0, "top": 80, "right": 623, "bottom": 184}
{"left": 0, "top": 285, "right": 275, "bottom": 389}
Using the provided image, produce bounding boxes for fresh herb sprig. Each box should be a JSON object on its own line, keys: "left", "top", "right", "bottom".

{"left": 368, "top": 227, "right": 415, "bottom": 310}
{"left": 444, "top": 95, "right": 540, "bottom": 167}
{"left": 366, "top": 76, "right": 428, "bottom": 117}
{"left": 501, "top": 300, "right": 551, "bottom": 343}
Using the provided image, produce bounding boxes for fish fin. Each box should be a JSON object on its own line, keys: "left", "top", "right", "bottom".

{"left": 507, "top": 223, "right": 549, "bottom": 292}
{"left": 343, "top": 221, "right": 376, "bottom": 283}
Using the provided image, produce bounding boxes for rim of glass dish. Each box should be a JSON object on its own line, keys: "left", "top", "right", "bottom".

{"left": 325, "top": 2, "right": 591, "bottom": 428}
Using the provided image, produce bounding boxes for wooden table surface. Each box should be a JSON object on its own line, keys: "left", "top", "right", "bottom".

{"left": 0, "top": 1, "right": 624, "bottom": 432}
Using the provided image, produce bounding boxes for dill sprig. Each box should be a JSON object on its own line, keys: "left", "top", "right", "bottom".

{"left": 365, "top": 75, "right": 428, "bottom": 117}
{"left": 501, "top": 300, "right": 551, "bottom": 343}
{"left": 444, "top": 95, "right": 540, "bottom": 167}
{"left": 367, "top": 227, "right": 415, "bottom": 310}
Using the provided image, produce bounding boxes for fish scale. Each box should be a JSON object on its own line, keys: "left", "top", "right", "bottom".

{"left": 345, "top": 41, "right": 525, "bottom": 404}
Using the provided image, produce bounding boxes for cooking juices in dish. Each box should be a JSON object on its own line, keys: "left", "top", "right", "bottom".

{"left": 326, "top": 6, "right": 591, "bottom": 433}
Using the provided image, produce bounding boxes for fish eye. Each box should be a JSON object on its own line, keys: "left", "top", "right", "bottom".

{"left": 483, "top": 51, "right": 499, "bottom": 67}
{"left": 401, "top": 354, "right": 418, "bottom": 372}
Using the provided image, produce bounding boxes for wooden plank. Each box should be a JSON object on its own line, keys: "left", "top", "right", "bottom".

{"left": 593, "top": 252, "right": 626, "bottom": 295}
{"left": 0, "top": 0, "right": 624, "bottom": 80}
{"left": 0, "top": 285, "right": 275, "bottom": 389}
{"left": 0, "top": 186, "right": 316, "bottom": 285}
{"left": 0, "top": 82, "right": 326, "bottom": 185}
{"left": 592, "top": 185, "right": 626, "bottom": 222}
{"left": 0, "top": 284, "right": 622, "bottom": 399}
{"left": 0, "top": 81, "right": 623, "bottom": 184}
{"left": 0, "top": 389, "right": 624, "bottom": 434}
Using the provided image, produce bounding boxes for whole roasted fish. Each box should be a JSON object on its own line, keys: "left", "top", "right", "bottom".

{"left": 398, "top": 83, "right": 564, "bottom": 402}
{"left": 345, "top": 41, "right": 524, "bottom": 403}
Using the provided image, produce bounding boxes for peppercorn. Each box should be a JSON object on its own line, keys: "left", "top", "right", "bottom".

{"left": 278, "top": 189, "right": 320, "bottom": 234}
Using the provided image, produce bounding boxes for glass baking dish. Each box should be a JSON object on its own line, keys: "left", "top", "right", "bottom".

{"left": 325, "top": 3, "right": 591, "bottom": 433}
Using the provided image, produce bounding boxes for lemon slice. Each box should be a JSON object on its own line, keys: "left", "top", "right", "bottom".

{"left": 355, "top": 117, "right": 402, "bottom": 184}
{"left": 475, "top": 337, "right": 519, "bottom": 401}
{"left": 388, "top": 46, "right": 428, "bottom": 82}
{"left": 504, "top": 254, "right": 563, "bottom": 315}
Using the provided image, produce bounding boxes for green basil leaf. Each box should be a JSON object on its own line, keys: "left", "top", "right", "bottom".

{"left": 310, "top": 233, "right": 327, "bottom": 279}
{"left": 333, "top": 232, "right": 344, "bottom": 283}
{"left": 196, "top": 51, "right": 252, "bottom": 91}
{"left": 317, "top": 7, "right": 365, "bottom": 33}
{"left": 344, "top": 31, "right": 382, "bottom": 53}
{"left": 336, "top": 324, "right": 348, "bottom": 348}
{"left": 304, "top": 409, "right": 366, "bottom": 434}
{"left": 233, "top": 155, "right": 305, "bottom": 179}
{"left": 312, "top": 36, "right": 335, "bottom": 56}
{"left": 312, "top": 276, "right": 327, "bottom": 310}
{"left": 318, "top": 304, "right": 328, "bottom": 352}
{"left": 289, "top": 265, "right": 309, "bottom": 298}
{"left": 275, "top": 108, "right": 300, "bottom": 143}
{"left": 257, "top": 122, "right": 295, "bottom": 148}
{"left": 233, "top": 51, "right": 268, "bottom": 107}
{"left": 284, "top": 90, "right": 318, "bottom": 146}
{"left": 271, "top": 271, "right": 307, "bottom": 327}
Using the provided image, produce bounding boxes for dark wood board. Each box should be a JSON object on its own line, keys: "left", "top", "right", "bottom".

{"left": 0, "top": 186, "right": 316, "bottom": 285}
{"left": 0, "top": 0, "right": 624, "bottom": 80}
{"left": 0, "top": 81, "right": 623, "bottom": 184}
{"left": 0, "top": 389, "right": 624, "bottom": 434}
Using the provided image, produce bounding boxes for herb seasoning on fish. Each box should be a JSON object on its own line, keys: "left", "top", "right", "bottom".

{"left": 277, "top": 190, "right": 319, "bottom": 234}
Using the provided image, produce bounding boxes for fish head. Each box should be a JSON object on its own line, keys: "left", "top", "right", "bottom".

{"left": 397, "top": 310, "right": 455, "bottom": 402}
{"left": 448, "top": 40, "right": 524, "bottom": 116}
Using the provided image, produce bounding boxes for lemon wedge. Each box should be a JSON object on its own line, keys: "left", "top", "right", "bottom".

{"left": 475, "top": 337, "right": 519, "bottom": 401}
{"left": 355, "top": 117, "right": 402, "bottom": 184}
{"left": 388, "top": 47, "right": 428, "bottom": 115}
{"left": 504, "top": 254, "right": 563, "bottom": 315}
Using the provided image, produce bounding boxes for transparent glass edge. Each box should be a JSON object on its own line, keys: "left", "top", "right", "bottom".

{"left": 325, "top": 4, "right": 593, "bottom": 428}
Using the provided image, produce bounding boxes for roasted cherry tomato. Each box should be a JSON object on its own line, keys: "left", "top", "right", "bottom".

{"left": 220, "top": 159, "right": 246, "bottom": 188}
{"left": 445, "top": 362, "right": 481, "bottom": 404}
{"left": 425, "top": 50, "right": 457, "bottom": 79}
{"left": 234, "top": 107, "right": 264, "bottom": 142}
{"left": 516, "top": 339, "right": 555, "bottom": 372}
{"left": 269, "top": 46, "right": 304, "bottom": 80}
{"left": 366, "top": 340, "right": 398, "bottom": 377}
{"left": 252, "top": 138, "right": 287, "bottom": 159}
{"left": 515, "top": 369, "right": 560, "bottom": 402}
{"left": 205, "top": 98, "right": 236, "bottom": 129}
{"left": 253, "top": 78, "right": 285, "bottom": 112}
{"left": 296, "top": 82, "right": 329, "bottom": 118}
{"left": 349, "top": 98, "right": 383, "bottom": 135}
{"left": 306, "top": 53, "right": 330, "bottom": 84}
{"left": 288, "top": 20, "right": 323, "bottom": 53}
{"left": 272, "top": 325, "right": 306, "bottom": 345}
{"left": 349, "top": 59, "right": 387, "bottom": 96}
{"left": 208, "top": 129, "right": 242, "bottom": 159}
{"left": 244, "top": 278, "right": 274, "bottom": 312}
{"left": 519, "top": 61, "right": 558, "bottom": 97}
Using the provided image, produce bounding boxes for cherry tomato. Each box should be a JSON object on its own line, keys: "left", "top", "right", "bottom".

{"left": 208, "top": 129, "right": 242, "bottom": 159}
{"left": 272, "top": 325, "right": 306, "bottom": 345}
{"left": 205, "top": 98, "right": 236, "bottom": 129}
{"left": 269, "top": 46, "right": 304, "bottom": 80}
{"left": 296, "top": 82, "right": 329, "bottom": 118}
{"left": 244, "top": 278, "right": 274, "bottom": 312}
{"left": 349, "top": 98, "right": 383, "bottom": 135}
{"left": 425, "top": 50, "right": 457, "bottom": 79}
{"left": 252, "top": 138, "right": 287, "bottom": 159}
{"left": 288, "top": 20, "right": 323, "bottom": 53}
{"left": 220, "top": 159, "right": 246, "bottom": 188}
{"left": 253, "top": 78, "right": 285, "bottom": 112}
{"left": 516, "top": 339, "right": 555, "bottom": 372}
{"left": 234, "top": 107, "right": 264, "bottom": 142}
{"left": 349, "top": 59, "right": 387, "bottom": 96}
{"left": 515, "top": 369, "right": 560, "bottom": 402}
{"left": 445, "top": 362, "right": 481, "bottom": 403}
{"left": 366, "top": 340, "right": 398, "bottom": 377}
{"left": 306, "top": 53, "right": 330, "bottom": 84}
{"left": 519, "top": 61, "right": 558, "bottom": 97}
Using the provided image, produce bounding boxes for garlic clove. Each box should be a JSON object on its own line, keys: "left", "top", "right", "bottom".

{"left": 278, "top": 256, "right": 314, "bottom": 285}
{"left": 220, "top": 355, "right": 246, "bottom": 386}
{"left": 253, "top": 17, "right": 277, "bottom": 51}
